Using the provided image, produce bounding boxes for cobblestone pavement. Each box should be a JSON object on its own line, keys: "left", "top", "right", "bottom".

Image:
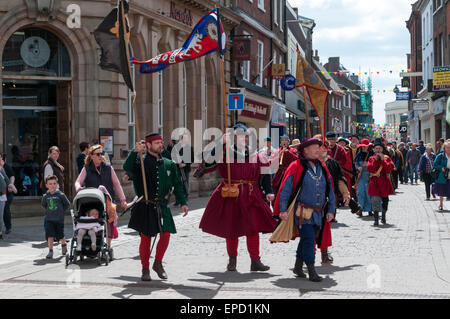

{"left": 0, "top": 182, "right": 450, "bottom": 299}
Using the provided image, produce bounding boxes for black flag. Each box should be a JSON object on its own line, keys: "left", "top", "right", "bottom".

{"left": 94, "top": 0, "right": 134, "bottom": 92}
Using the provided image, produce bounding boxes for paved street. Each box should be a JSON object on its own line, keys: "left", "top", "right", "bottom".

{"left": 1, "top": 181, "right": 450, "bottom": 299}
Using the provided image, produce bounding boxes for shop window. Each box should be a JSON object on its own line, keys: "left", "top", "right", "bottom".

{"left": 2, "top": 28, "right": 71, "bottom": 197}
{"left": 2, "top": 28, "right": 71, "bottom": 77}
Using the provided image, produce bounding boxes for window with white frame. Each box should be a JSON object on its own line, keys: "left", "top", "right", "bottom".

{"left": 278, "top": 54, "right": 282, "bottom": 99}
{"left": 242, "top": 32, "right": 250, "bottom": 82}
{"left": 256, "top": 40, "right": 264, "bottom": 87}
{"left": 158, "top": 71, "right": 163, "bottom": 134}
{"left": 280, "top": 0, "right": 283, "bottom": 31}
{"left": 258, "top": 0, "right": 264, "bottom": 11}
{"left": 272, "top": 51, "right": 276, "bottom": 96}
{"left": 274, "top": 0, "right": 278, "bottom": 25}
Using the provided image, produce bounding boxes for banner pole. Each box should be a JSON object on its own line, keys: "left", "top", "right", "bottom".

{"left": 302, "top": 87, "right": 312, "bottom": 138}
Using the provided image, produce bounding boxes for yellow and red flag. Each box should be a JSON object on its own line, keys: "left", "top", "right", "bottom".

{"left": 295, "top": 47, "right": 329, "bottom": 136}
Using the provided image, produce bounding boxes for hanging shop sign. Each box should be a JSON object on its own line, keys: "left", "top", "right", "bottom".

{"left": 271, "top": 64, "right": 285, "bottom": 80}
{"left": 433, "top": 66, "right": 450, "bottom": 91}
{"left": 401, "top": 77, "right": 411, "bottom": 88}
{"left": 241, "top": 99, "right": 270, "bottom": 121}
{"left": 233, "top": 38, "right": 251, "bottom": 61}
{"left": 280, "top": 74, "right": 296, "bottom": 91}
{"left": 395, "top": 91, "right": 411, "bottom": 101}
{"left": 412, "top": 100, "right": 429, "bottom": 111}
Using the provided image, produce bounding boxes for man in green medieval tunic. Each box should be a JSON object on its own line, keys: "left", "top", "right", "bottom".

{"left": 124, "top": 133, "right": 188, "bottom": 281}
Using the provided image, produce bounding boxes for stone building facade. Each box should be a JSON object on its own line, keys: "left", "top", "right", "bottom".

{"left": 0, "top": 0, "right": 240, "bottom": 209}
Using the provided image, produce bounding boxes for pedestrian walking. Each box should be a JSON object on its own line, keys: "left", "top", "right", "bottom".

{"left": 76, "top": 142, "right": 90, "bottom": 174}
{"left": 258, "top": 137, "right": 276, "bottom": 161}
{"left": 272, "top": 138, "right": 335, "bottom": 282}
{"left": 432, "top": 141, "right": 450, "bottom": 211}
{"left": 170, "top": 134, "right": 194, "bottom": 205}
{"left": 367, "top": 139, "right": 395, "bottom": 226}
{"left": 354, "top": 139, "right": 375, "bottom": 217}
{"left": 326, "top": 132, "right": 347, "bottom": 169}
{"left": 0, "top": 155, "right": 14, "bottom": 240}
{"left": 1, "top": 154, "right": 17, "bottom": 235}
{"left": 194, "top": 123, "right": 276, "bottom": 273}
{"left": 417, "top": 140, "right": 426, "bottom": 155}
{"left": 41, "top": 175, "right": 70, "bottom": 259}
{"left": 400, "top": 143, "right": 409, "bottom": 184}
{"left": 271, "top": 135, "right": 298, "bottom": 195}
{"left": 41, "top": 146, "right": 65, "bottom": 193}
{"left": 75, "top": 144, "right": 128, "bottom": 256}
{"left": 406, "top": 143, "right": 421, "bottom": 184}
{"left": 419, "top": 145, "right": 436, "bottom": 201}
{"left": 124, "top": 133, "right": 189, "bottom": 281}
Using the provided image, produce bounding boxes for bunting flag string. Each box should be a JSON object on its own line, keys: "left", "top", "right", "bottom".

{"left": 316, "top": 69, "right": 411, "bottom": 77}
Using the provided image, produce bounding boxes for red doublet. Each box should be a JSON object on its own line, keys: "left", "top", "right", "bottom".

{"left": 367, "top": 155, "right": 395, "bottom": 197}
{"left": 272, "top": 147, "right": 298, "bottom": 191}
{"left": 329, "top": 144, "right": 347, "bottom": 170}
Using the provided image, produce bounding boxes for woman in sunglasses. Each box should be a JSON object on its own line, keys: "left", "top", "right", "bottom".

{"left": 75, "top": 144, "right": 128, "bottom": 253}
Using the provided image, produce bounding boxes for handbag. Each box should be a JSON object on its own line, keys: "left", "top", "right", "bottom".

{"left": 269, "top": 187, "right": 302, "bottom": 243}
{"left": 221, "top": 183, "right": 239, "bottom": 198}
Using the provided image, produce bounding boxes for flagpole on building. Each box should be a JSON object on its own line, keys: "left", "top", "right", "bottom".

{"left": 120, "top": 1, "right": 149, "bottom": 202}
{"left": 217, "top": 8, "right": 232, "bottom": 187}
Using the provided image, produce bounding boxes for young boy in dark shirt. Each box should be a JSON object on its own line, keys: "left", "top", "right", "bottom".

{"left": 41, "top": 175, "right": 70, "bottom": 259}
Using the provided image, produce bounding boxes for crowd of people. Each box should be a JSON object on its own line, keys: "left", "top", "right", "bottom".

{"left": 1, "top": 126, "right": 448, "bottom": 284}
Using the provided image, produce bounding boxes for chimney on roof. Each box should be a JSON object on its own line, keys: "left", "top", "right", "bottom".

{"left": 293, "top": 7, "right": 298, "bottom": 17}
{"left": 328, "top": 57, "right": 340, "bottom": 72}
{"left": 313, "top": 50, "right": 319, "bottom": 62}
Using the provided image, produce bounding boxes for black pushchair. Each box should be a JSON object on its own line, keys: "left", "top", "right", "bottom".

{"left": 66, "top": 188, "right": 112, "bottom": 266}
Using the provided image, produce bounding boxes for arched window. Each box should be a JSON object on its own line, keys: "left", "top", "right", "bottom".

{"left": 2, "top": 27, "right": 71, "bottom": 196}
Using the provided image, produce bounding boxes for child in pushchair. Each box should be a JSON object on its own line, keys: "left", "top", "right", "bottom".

{"left": 66, "top": 188, "right": 112, "bottom": 266}
{"left": 75, "top": 208, "right": 103, "bottom": 252}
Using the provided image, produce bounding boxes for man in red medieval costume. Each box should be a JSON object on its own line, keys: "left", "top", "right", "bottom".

{"left": 272, "top": 135, "right": 298, "bottom": 196}
{"left": 194, "top": 123, "right": 277, "bottom": 272}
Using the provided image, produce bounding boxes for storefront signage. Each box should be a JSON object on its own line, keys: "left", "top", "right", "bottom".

{"left": 401, "top": 77, "right": 411, "bottom": 88}
{"left": 241, "top": 99, "right": 270, "bottom": 121}
{"left": 233, "top": 38, "right": 251, "bottom": 61}
{"left": 433, "top": 66, "right": 450, "bottom": 91}
{"left": 280, "top": 74, "right": 296, "bottom": 91}
{"left": 271, "top": 64, "right": 285, "bottom": 80}
{"left": 395, "top": 91, "right": 411, "bottom": 101}
{"left": 170, "top": 2, "right": 193, "bottom": 26}
{"left": 412, "top": 101, "right": 429, "bottom": 111}
{"left": 99, "top": 128, "right": 114, "bottom": 158}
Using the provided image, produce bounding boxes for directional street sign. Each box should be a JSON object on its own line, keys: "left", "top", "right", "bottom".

{"left": 228, "top": 93, "right": 244, "bottom": 110}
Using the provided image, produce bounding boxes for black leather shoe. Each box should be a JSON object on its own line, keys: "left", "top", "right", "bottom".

{"left": 293, "top": 258, "right": 306, "bottom": 278}
{"left": 227, "top": 256, "right": 237, "bottom": 272}
{"left": 306, "top": 264, "right": 323, "bottom": 282}
{"left": 141, "top": 268, "right": 151, "bottom": 281}
{"left": 250, "top": 257, "right": 270, "bottom": 272}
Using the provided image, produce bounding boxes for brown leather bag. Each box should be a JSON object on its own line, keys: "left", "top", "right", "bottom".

{"left": 221, "top": 183, "right": 240, "bottom": 198}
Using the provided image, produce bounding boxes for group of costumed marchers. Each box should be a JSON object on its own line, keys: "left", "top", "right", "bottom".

{"left": 124, "top": 125, "right": 366, "bottom": 282}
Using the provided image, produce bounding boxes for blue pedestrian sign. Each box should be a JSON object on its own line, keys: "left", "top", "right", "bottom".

{"left": 228, "top": 94, "right": 245, "bottom": 110}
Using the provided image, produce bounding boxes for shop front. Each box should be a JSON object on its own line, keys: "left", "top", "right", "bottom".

{"left": 238, "top": 92, "right": 273, "bottom": 138}
{"left": 1, "top": 27, "right": 73, "bottom": 198}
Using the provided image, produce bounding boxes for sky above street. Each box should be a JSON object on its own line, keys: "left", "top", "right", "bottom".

{"left": 290, "top": 0, "right": 415, "bottom": 124}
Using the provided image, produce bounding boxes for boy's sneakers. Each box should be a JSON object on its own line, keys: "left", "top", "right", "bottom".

{"left": 46, "top": 250, "right": 53, "bottom": 259}
{"left": 5, "top": 228, "right": 11, "bottom": 234}
{"left": 61, "top": 244, "right": 67, "bottom": 256}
